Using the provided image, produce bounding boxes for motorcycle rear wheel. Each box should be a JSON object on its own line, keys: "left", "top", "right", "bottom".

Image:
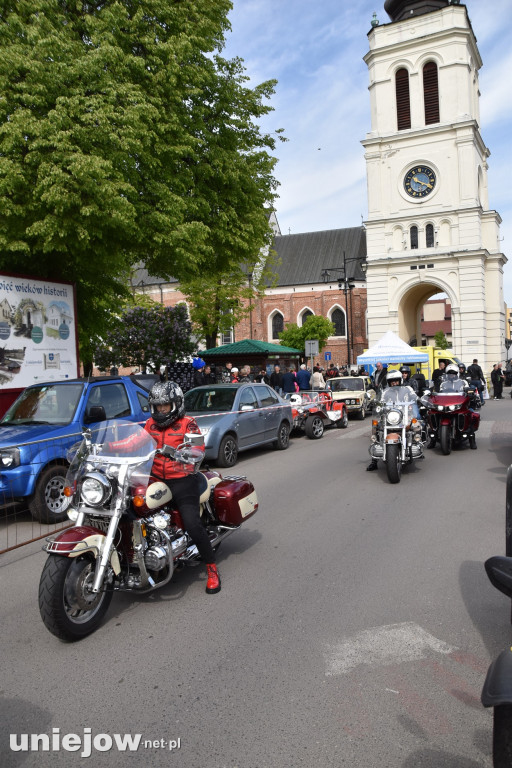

{"left": 386, "top": 444, "right": 402, "bottom": 484}
{"left": 493, "top": 705, "right": 512, "bottom": 768}
{"left": 440, "top": 424, "right": 452, "bottom": 455}
{"left": 39, "top": 555, "right": 113, "bottom": 642}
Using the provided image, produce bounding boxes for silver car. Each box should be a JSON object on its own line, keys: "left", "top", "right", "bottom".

{"left": 183, "top": 383, "right": 293, "bottom": 468}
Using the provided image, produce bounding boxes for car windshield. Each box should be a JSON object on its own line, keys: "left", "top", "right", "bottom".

{"left": 330, "top": 378, "right": 364, "bottom": 392}
{"left": 0, "top": 383, "right": 84, "bottom": 426}
{"left": 184, "top": 387, "right": 237, "bottom": 413}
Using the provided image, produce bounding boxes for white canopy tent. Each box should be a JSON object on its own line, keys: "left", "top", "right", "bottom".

{"left": 357, "top": 331, "right": 429, "bottom": 366}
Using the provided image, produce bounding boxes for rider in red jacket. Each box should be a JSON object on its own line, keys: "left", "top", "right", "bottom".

{"left": 113, "top": 381, "right": 221, "bottom": 594}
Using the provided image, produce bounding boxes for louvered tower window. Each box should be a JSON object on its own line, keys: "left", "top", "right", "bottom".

{"left": 331, "top": 308, "right": 346, "bottom": 337}
{"left": 272, "top": 312, "right": 283, "bottom": 339}
{"left": 410, "top": 226, "right": 419, "bottom": 249}
{"left": 426, "top": 224, "right": 435, "bottom": 248}
{"left": 396, "top": 68, "right": 411, "bottom": 130}
{"left": 423, "top": 62, "right": 440, "bottom": 124}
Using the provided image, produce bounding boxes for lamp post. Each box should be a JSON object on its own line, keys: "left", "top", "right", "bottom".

{"left": 321, "top": 253, "right": 367, "bottom": 367}
{"left": 248, "top": 272, "right": 253, "bottom": 339}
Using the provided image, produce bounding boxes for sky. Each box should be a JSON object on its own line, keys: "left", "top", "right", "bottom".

{"left": 222, "top": 0, "right": 512, "bottom": 303}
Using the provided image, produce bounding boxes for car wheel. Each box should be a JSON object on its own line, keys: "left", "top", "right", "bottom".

{"left": 305, "top": 415, "right": 324, "bottom": 439}
{"left": 29, "top": 464, "right": 71, "bottom": 524}
{"left": 273, "top": 422, "right": 290, "bottom": 450}
{"left": 216, "top": 435, "right": 238, "bottom": 468}
{"left": 358, "top": 404, "right": 366, "bottom": 420}
{"left": 337, "top": 409, "right": 349, "bottom": 429}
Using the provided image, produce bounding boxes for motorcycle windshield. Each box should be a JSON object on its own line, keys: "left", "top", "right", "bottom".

{"left": 439, "top": 378, "right": 466, "bottom": 393}
{"left": 66, "top": 420, "right": 157, "bottom": 502}
{"left": 381, "top": 386, "right": 417, "bottom": 406}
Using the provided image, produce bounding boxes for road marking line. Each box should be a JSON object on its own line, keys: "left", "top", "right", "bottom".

{"left": 324, "top": 621, "right": 457, "bottom": 676}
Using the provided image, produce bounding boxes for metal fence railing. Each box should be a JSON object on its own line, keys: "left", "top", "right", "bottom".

{"left": 0, "top": 431, "right": 82, "bottom": 555}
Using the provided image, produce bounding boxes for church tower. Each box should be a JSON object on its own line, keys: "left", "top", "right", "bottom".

{"left": 362, "top": 0, "right": 506, "bottom": 366}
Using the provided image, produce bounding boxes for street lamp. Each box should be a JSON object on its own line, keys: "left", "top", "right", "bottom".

{"left": 321, "top": 253, "right": 367, "bottom": 367}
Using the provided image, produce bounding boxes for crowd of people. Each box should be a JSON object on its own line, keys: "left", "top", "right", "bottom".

{"left": 190, "top": 355, "right": 508, "bottom": 402}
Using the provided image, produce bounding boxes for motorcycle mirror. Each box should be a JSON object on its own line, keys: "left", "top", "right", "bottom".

{"left": 184, "top": 432, "right": 205, "bottom": 447}
{"left": 485, "top": 556, "right": 512, "bottom": 599}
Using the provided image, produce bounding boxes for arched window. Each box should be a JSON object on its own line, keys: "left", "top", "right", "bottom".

{"left": 331, "top": 308, "right": 346, "bottom": 337}
{"left": 410, "top": 226, "right": 418, "bottom": 249}
{"left": 271, "top": 312, "right": 283, "bottom": 340}
{"left": 300, "top": 309, "right": 313, "bottom": 326}
{"left": 396, "top": 68, "right": 411, "bottom": 130}
{"left": 426, "top": 223, "right": 435, "bottom": 248}
{"left": 423, "top": 62, "right": 439, "bottom": 124}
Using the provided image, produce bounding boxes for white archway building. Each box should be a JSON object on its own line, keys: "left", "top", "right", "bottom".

{"left": 362, "top": 0, "right": 506, "bottom": 367}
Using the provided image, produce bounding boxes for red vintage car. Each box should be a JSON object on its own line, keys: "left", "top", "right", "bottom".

{"left": 284, "top": 390, "right": 348, "bottom": 439}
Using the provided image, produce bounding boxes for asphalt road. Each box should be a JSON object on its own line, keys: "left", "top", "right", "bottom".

{"left": 1, "top": 397, "right": 512, "bottom": 768}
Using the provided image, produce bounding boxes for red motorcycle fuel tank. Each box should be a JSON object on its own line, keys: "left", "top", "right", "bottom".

{"left": 214, "top": 479, "right": 258, "bottom": 525}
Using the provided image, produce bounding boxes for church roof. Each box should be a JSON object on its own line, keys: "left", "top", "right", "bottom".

{"left": 271, "top": 227, "right": 367, "bottom": 287}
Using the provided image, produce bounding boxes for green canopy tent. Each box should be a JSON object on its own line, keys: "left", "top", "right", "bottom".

{"left": 200, "top": 339, "right": 301, "bottom": 373}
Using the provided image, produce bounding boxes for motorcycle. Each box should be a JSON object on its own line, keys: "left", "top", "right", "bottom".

{"left": 368, "top": 385, "right": 424, "bottom": 483}
{"left": 481, "top": 465, "right": 512, "bottom": 766}
{"left": 481, "top": 555, "right": 512, "bottom": 767}
{"left": 38, "top": 420, "right": 258, "bottom": 641}
{"left": 422, "top": 378, "right": 480, "bottom": 454}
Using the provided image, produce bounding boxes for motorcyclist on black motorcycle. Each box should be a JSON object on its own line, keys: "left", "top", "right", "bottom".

{"left": 110, "top": 381, "right": 221, "bottom": 594}
{"left": 400, "top": 365, "right": 418, "bottom": 393}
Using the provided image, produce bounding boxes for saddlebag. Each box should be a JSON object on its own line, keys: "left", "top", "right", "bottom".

{"left": 213, "top": 479, "right": 258, "bottom": 525}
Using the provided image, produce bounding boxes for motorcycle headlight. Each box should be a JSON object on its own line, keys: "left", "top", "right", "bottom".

{"left": 437, "top": 405, "right": 444, "bottom": 411}
{"left": 386, "top": 410, "right": 401, "bottom": 426}
{"left": 0, "top": 448, "right": 20, "bottom": 468}
{"left": 79, "top": 472, "right": 112, "bottom": 507}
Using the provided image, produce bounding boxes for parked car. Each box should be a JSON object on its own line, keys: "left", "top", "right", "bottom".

{"left": 0, "top": 374, "right": 157, "bottom": 523}
{"left": 328, "top": 375, "right": 376, "bottom": 419}
{"left": 183, "top": 383, "right": 292, "bottom": 468}
{"left": 284, "top": 390, "right": 348, "bottom": 439}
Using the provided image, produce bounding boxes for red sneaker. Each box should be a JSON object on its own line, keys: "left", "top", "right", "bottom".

{"left": 205, "top": 563, "right": 221, "bottom": 594}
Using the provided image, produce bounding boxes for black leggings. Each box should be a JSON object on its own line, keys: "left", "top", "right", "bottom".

{"left": 165, "top": 474, "right": 216, "bottom": 564}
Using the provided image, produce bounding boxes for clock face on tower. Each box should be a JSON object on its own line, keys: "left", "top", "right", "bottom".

{"left": 404, "top": 165, "right": 437, "bottom": 199}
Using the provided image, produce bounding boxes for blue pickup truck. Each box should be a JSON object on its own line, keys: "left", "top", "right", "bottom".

{"left": 0, "top": 375, "right": 157, "bottom": 523}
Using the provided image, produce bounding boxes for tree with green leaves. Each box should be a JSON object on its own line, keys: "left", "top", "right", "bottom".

{"left": 279, "top": 316, "right": 335, "bottom": 356}
{"left": 94, "top": 304, "right": 195, "bottom": 373}
{"left": 0, "top": 1, "right": 281, "bottom": 368}
{"left": 434, "top": 331, "right": 449, "bottom": 350}
{"left": 182, "top": 246, "right": 280, "bottom": 348}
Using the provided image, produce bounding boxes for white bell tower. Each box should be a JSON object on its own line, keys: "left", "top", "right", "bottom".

{"left": 362, "top": 0, "right": 506, "bottom": 367}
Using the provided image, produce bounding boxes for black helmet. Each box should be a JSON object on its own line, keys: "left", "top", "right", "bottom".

{"left": 149, "top": 381, "right": 185, "bottom": 429}
{"left": 458, "top": 363, "right": 466, "bottom": 373}
{"left": 399, "top": 365, "right": 411, "bottom": 375}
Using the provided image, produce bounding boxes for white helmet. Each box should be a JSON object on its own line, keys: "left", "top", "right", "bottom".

{"left": 386, "top": 370, "right": 403, "bottom": 385}
{"left": 445, "top": 364, "right": 459, "bottom": 376}
{"left": 289, "top": 394, "right": 302, "bottom": 405}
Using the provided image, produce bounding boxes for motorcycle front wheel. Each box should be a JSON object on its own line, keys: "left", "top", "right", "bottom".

{"left": 493, "top": 705, "right": 512, "bottom": 767}
{"left": 440, "top": 424, "right": 452, "bottom": 455}
{"left": 39, "top": 555, "right": 113, "bottom": 642}
{"left": 386, "top": 444, "right": 402, "bottom": 484}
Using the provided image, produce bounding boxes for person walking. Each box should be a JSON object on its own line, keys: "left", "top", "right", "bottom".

{"left": 491, "top": 363, "right": 505, "bottom": 399}
{"left": 310, "top": 366, "right": 326, "bottom": 390}
{"left": 269, "top": 365, "right": 283, "bottom": 395}
{"left": 281, "top": 365, "right": 298, "bottom": 394}
{"left": 296, "top": 364, "right": 312, "bottom": 391}
{"left": 467, "top": 358, "right": 485, "bottom": 405}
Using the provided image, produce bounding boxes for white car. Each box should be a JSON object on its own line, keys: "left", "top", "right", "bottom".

{"left": 327, "top": 376, "right": 376, "bottom": 419}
